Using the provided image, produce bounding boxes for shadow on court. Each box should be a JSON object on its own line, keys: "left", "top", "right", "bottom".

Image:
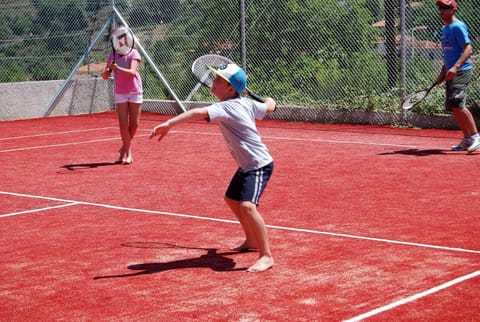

{"left": 379, "top": 149, "right": 453, "bottom": 156}
{"left": 93, "top": 247, "right": 247, "bottom": 280}
{"left": 60, "top": 161, "right": 122, "bottom": 171}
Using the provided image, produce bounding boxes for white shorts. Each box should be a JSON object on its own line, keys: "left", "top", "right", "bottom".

{"left": 114, "top": 92, "right": 143, "bottom": 104}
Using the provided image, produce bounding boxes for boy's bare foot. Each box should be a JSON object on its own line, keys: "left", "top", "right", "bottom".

{"left": 230, "top": 241, "right": 257, "bottom": 252}
{"left": 246, "top": 255, "right": 274, "bottom": 273}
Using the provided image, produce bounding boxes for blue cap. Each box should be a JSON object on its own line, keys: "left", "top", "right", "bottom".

{"left": 208, "top": 63, "right": 247, "bottom": 94}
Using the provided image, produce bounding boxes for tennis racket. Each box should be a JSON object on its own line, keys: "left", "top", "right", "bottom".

{"left": 191, "top": 54, "right": 264, "bottom": 103}
{"left": 401, "top": 81, "right": 439, "bottom": 110}
{"left": 110, "top": 26, "right": 135, "bottom": 68}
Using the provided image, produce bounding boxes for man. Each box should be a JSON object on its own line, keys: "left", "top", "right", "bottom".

{"left": 435, "top": 0, "right": 479, "bottom": 152}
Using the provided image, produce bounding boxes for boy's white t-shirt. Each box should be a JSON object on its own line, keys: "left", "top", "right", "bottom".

{"left": 207, "top": 97, "right": 273, "bottom": 172}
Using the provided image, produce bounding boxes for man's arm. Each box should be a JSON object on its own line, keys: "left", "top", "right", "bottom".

{"left": 446, "top": 43, "right": 473, "bottom": 80}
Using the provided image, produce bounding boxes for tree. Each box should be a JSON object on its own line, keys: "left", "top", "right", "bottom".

{"left": 384, "top": 0, "right": 399, "bottom": 89}
{"left": 129, "top": 0, "right": 180, "bottom": 27}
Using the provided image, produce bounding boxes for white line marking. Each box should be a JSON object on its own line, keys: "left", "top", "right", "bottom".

{"left": 0, "top": 137, "right": 120, "bottom": 153}
{"left": 172, "top": 130, "right": 418, "bottom": 148}
{"left": 0, "top": 134, "right": 151, "bottom": 153}
{"left": 1, "top": 127, "right": 415, "bottom": 153}
{"left": 266, "top": 224, "right": 480, "bottom": 255}
{"left": 0, "top": 202, "right": 79, "bottom": 218}
{"left": 1, "top": 191, "right": 478, "bottom": 255}
{"left": 267, "top": 135, "right": 417, "bottom": 148}
{"left": 0, "top": 127, "right": 117, "bottom": 141}
{"left": 343, "top": 270, "right": 480, "bottom": 322}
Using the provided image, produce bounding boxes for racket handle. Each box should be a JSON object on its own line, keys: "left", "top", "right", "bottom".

{"left": 246, "top": 89, "right": 265, "bottom": 103}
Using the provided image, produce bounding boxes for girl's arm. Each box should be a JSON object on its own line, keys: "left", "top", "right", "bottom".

{"left": 101, "top": 61, "right": 112, "bottom": 80}
{"left": 111, "top": 58, "right": 140, "bottom": 77}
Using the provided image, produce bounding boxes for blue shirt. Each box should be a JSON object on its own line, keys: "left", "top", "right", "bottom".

{"left": 441, "top": 19, "right": 472, "bottom": 71}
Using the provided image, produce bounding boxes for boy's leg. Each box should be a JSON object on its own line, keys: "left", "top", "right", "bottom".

{"left": 225, "top": 196, "right": 258, "bottom": 251}
{"left": 239, "top": 201, "right": 274, "bottom": 272}
{"left": 224, "top": 163, "right": 274, "bottom": 272}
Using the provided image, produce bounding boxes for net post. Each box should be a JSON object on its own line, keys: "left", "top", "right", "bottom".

{"left": 240, "top": 0, "right": 247, "bottom": 71}
{"left": 41, "top": 15, "right": 114, "bottom": 117}
{"left": 399, "top": 0, "right": 409, "bottom": 125}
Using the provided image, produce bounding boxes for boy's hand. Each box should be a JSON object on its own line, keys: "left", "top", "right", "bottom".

{"left": 150, "top": 122, "right": 171, "bottom": 141}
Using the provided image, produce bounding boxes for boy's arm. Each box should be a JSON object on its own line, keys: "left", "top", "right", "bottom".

{"left": 150, "top": 107, "right": 209, "bottom": 141}
{"left": 264, "top": 97, "right": 276, "bottom": 115}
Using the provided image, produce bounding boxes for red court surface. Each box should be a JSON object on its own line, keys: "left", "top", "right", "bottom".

{"left": 1, "top": 111, "right": 479, "bottom": 321}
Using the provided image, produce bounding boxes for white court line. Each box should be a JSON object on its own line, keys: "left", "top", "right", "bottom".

{"left": 0, "top": 202, "right": 79, "bottom": 218}
{"left": 265, "top": 135, "right": 417, "bottom": 148}
{"left": 343, "top": 270, "right": 480, "bottom": 322}
{"left": 172, "top": 130, "right": 418, "bottom": 149}
{"left": 1, "top": 191, "right": 478, "bottom": 255}
{"left": 0, "top": 133, "right": 152, "bottom": 153}
{"left": 266, "top": 224, "right": 480, "bottom": 255}
{"left": 1, "top": 125, "right": 416, "bottom": 153}
{"left": 0, "top": 137, "right": 121, "bottom": 153}
{"left": 0, "top": 127, "right": 117, "bottom": 141}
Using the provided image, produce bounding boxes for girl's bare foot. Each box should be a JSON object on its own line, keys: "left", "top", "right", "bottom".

{"left": 246, "top": 255, "right": 274, "bottom": 273}
{"left": 230, "top": 241, "right": 258, "bottom": 252}
{"left": 118, "top": 146, "right": 125, "bottom": 163}
{"left": 122, "top": 155, "right": 133, "bottom": 165}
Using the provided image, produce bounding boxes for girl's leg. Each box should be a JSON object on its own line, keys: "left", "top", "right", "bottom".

{"left": 116, "top": 102, "right": 130, "bottom": 163}
{"left": 128, "top": 102, "right": 142, "bottom": 138}
{"left": 124, "top": 102, "right": 142, "bottom": 164}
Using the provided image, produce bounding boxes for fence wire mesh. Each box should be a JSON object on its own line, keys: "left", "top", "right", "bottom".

{"left": 1, "top": 0, "right": 479, "bottom": 124}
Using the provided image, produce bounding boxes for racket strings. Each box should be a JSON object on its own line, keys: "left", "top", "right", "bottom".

{"left": 402, "top": 90, "right": 428, "bottom": 109}
{"left": 112, "top": 29, "right": 134, "bottom": 56}
{"left": 191, "top": 64, "right": 215, "bottom": 87}
{"left": 192, "top": 55, "right": 232, "bottom": 88}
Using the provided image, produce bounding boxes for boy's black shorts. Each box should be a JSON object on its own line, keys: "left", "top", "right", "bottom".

{"left": 225, "top": 162, "right": 274, "bottom": 205}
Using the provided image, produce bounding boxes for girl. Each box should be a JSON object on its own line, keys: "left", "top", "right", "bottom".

{"left": 102, "top": 26, "right": 143, "bottom": 164}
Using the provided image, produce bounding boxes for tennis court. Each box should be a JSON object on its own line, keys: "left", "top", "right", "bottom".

{"left": 1, "top": 111, "right": 479, "bottom": 321}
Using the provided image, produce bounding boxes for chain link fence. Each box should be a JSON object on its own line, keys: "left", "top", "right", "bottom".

{"left": 1, "top": 0, "right": 479, "bottom": 125}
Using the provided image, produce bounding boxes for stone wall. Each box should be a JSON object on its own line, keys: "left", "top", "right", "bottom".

{"left": 0, "top": 78, "right": 114, "bottom": 121}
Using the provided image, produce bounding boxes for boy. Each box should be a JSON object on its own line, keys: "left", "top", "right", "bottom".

{"left": 150, "top": 63, "right": 276, "bottom": 272}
